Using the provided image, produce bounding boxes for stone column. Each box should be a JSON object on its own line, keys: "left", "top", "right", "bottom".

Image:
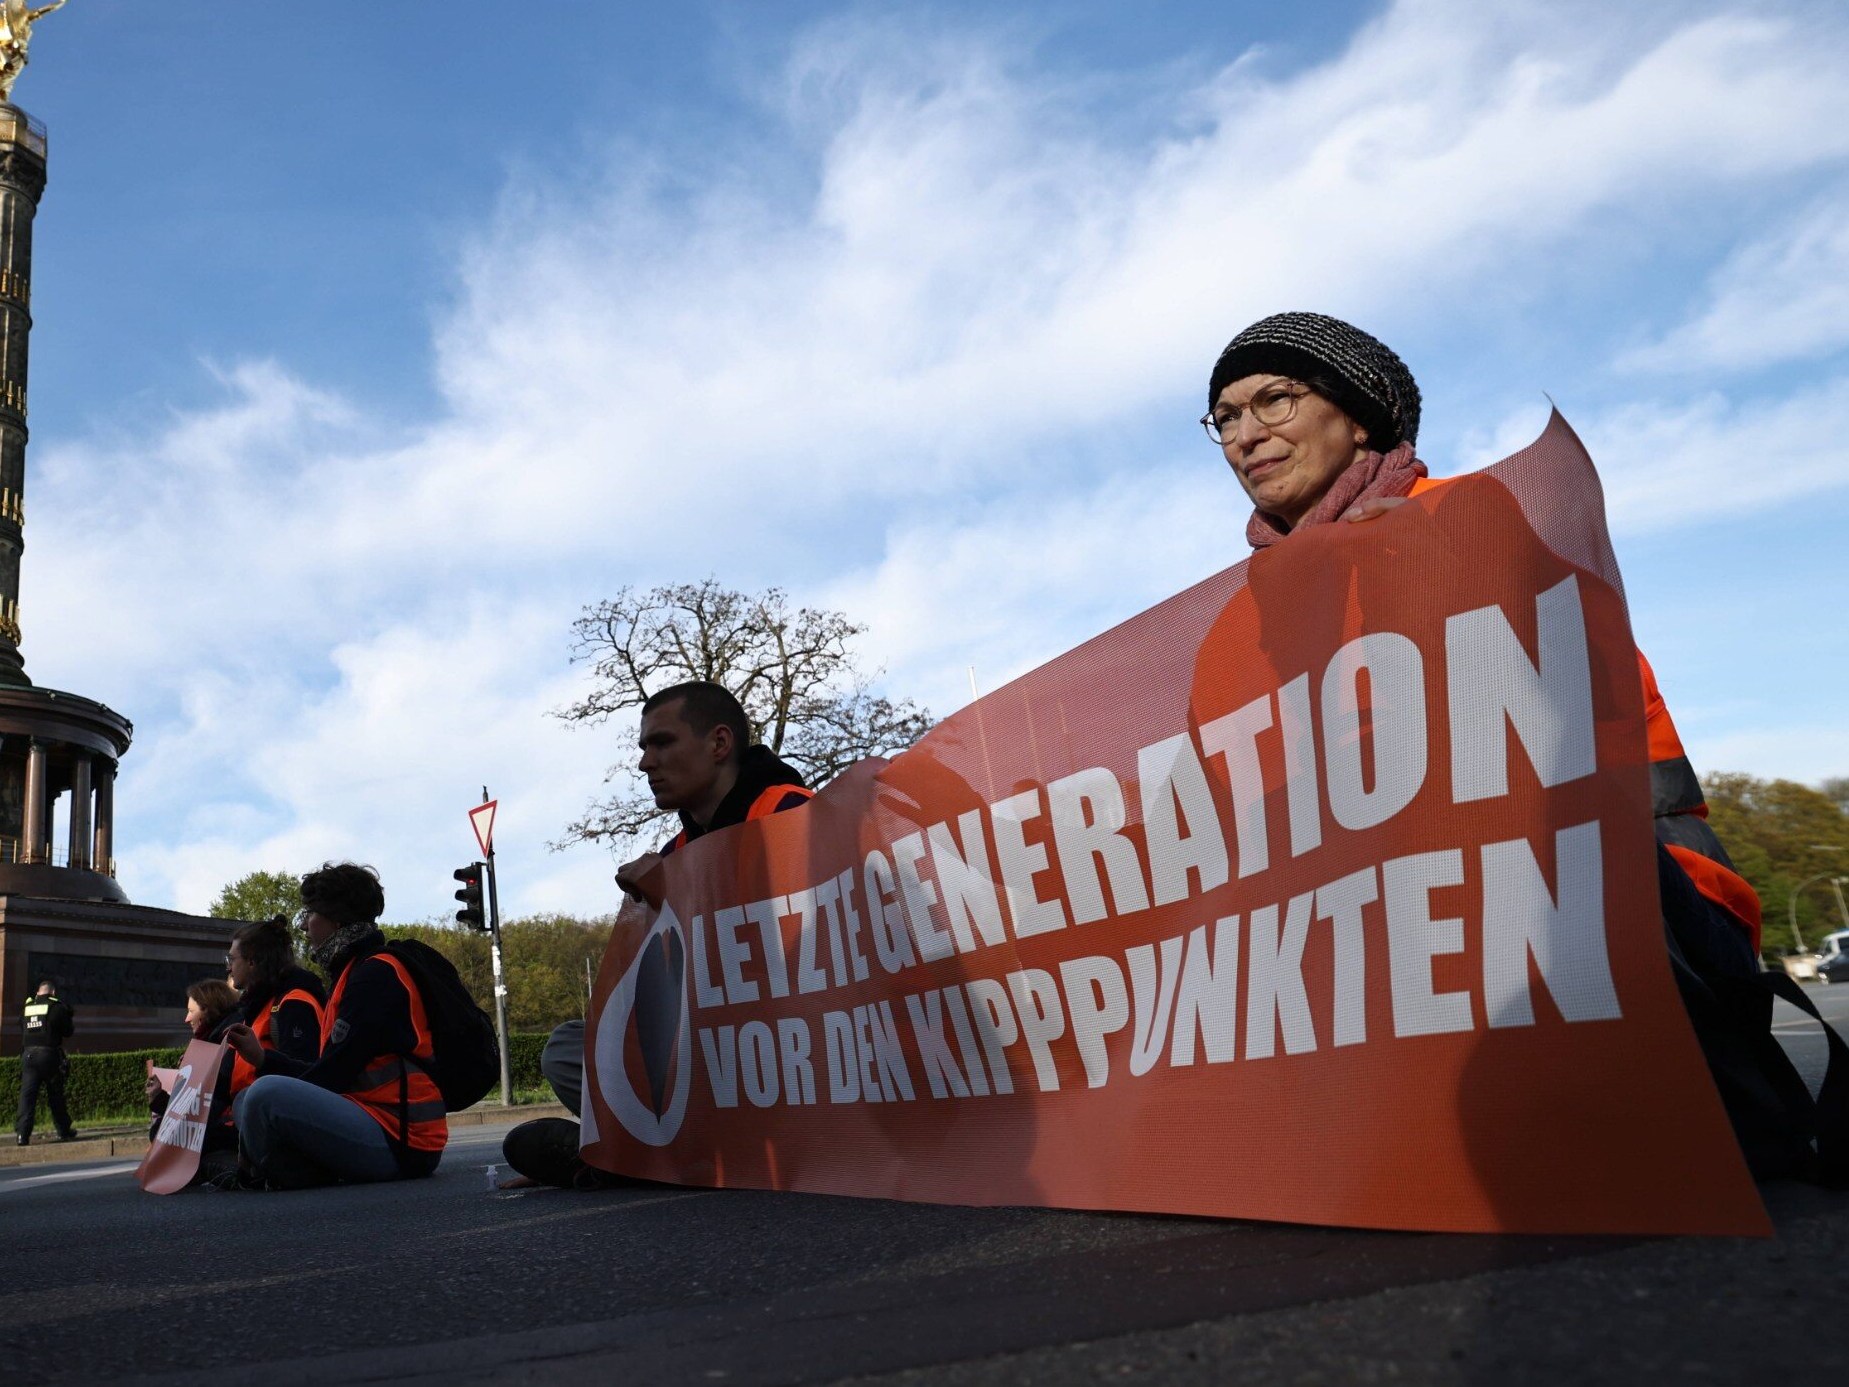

{"left": 20, "top": 733, "right": 42, "bottom": 861}
{"left": 92, "top": 758, "right": 114, "bottom": 875}
{"left": 67, "top": 750, "right": 90, "bottom": 869}
{"left": 0, "top": 107, "right": 46, "bottom": 688}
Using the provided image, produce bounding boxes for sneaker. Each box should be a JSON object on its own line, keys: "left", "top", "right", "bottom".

{"left": 13, "top": 1134, "right": 25, "bottom": 1147}
{"left": 234, "top": 1165, "right": 270, "bottom": 1193}
{"left": 55, "top": 1129, "right": 78, "bottom": 1143}
{"left": 251, "top": 1145, "right": 337, "bottom": 1191}
{"left": 571, "top": 1162, "right": 624, "bottom": 1192}
{"left": 198, "top": 1150, "right": 243, "bottom": 1191}
{"left": 501, "top": 1118, "right": 618, "bottom": 1190}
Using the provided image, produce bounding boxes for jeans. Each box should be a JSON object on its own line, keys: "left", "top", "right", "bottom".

{"left": 543, "top": 1020, "right": 585, "bottom": 1116}
{"left": 236, "top": 1075, "right": 403, "bottom": 1185}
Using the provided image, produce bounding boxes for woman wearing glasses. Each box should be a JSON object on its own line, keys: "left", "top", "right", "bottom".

{"left": 224, "top": 915, "right": 326, "bottom": 1103}
{"left": 1201, "top": 310, "right": 1760, "bottom": 973}
{"left": 1203, "top": 311, "right": 1432, "bottom": 542}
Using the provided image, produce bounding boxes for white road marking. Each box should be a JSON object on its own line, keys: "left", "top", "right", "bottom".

{"left": 0, "top": 1160, "right": 138, "bottom": 1192}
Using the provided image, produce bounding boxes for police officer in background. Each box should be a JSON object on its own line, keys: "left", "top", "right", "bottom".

{"left": 15, "top": 977, "right": 77, "bottom": 1145}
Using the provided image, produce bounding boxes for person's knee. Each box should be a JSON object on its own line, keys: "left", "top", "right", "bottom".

{"left": 543, "top": 1019, "right": 583, "bottom": 1062}
{"left": 541, "top": 1019, "right": 584, "bottom": 1083}
{"left": 542, "top": 1019, "right": 585, "bottom": 1112}
{"left": 238, "top": 1075, "right": 290, "bottom": 1133}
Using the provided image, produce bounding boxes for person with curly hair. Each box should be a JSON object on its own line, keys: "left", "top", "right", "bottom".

{"left": 226, "top": 863, "right": 447, "bottom": 1188}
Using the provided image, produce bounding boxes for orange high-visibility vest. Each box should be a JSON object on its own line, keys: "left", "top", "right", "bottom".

{"left": 1634, "top": 651, "right": 1764, "bottom": 949}
{"left": 669, "top": 783, "right": 815, "bottom": 851}
{"left": 229, "top": 987, "right": 324, "bottom": 1098}
{"left": 323, "top": 953, "right": 447, "bottom": 1154}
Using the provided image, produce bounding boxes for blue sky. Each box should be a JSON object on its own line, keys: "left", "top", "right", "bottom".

{"left": 12, "top": 0, "right": 1849, "bottom": 919}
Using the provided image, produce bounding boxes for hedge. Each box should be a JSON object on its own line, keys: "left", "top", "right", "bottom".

{"left": 508, "top": 1030, "right": 546, "bottom": 1091}
{"left": 2, "top": 1047, "right": 184, "bottom": 1124}
{"left": 3, "top": 1032, "right": 556, "bottom": 1125}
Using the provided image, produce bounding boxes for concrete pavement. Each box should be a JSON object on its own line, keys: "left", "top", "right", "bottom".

{"left": 1, "top": 990, "right": 1844, "bottom": 1385}
{"left": 2, "top": 1123, "right": 1843, "bottom": 1386}
{"left": 0, "top": 1100, "right": 571, "bottom": 1169}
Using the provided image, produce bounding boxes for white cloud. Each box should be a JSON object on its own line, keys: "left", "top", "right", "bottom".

{"left": 825, "top": 463, "right": 1249, "bottom": 717}
{"left": 108, "top": 593, "right": 622, "bottom": 917}
{"left": 412, "top": 0, "right": 1849, "bottom": 563}
{"left": 21, "top": 1, "right": 1849, "bottom": 914}
{"left": 1620, "top": 199, "right": 1849, "bottom": 374}
{"left": 1590, "top": 381, "right": 1849, "bottom": 532}
{"left": 1451, "top": 378, "right": 1849, "bottom": 538}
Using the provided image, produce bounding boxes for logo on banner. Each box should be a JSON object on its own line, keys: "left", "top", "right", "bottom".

{"left": 154, "top": 1062, "right": 208, "bottom": 1153}
{"left": 592, "top": 903, "right": 694, "bottom": 1145}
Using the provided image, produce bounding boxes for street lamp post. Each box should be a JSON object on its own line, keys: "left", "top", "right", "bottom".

{"left": 1805, "top": 847, "right": 1849, "bottom": 935}
{"left": 1789, "top": 871, "right": 1849, "bottom": 953}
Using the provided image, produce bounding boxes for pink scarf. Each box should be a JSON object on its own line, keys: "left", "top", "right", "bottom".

{"left": 1244, "top": 441, "right": 1427, "bottom": 551}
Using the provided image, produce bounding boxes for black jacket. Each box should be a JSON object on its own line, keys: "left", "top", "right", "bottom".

{"left": 664, "top": 744, "right": 810, "bottom": 854}
{"left": 20, "top": 992, "right": 73, "bottom": 1049}
{"left": 239, "top": 965, "right": 327, "bottom": 1066}
{"left": 259, "top": 930, "right": 439, "bottom": 1176}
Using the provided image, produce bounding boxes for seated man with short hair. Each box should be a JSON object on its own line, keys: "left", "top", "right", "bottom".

{"left": 505, "top": 680, "right": 812, "bottom": 1188}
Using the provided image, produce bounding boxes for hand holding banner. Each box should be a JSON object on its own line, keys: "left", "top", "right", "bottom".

{"left": 582, "top": 415, "right": 1765, "bottom": 1235}
{"left": 136, "top": 1038, "right": 230, "bottom": 1195}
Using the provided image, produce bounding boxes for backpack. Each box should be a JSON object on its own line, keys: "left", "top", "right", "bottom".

{"left": 1658, "top": 845, "right": 1849, "bottom": 1186}
{"left": 382, "top": 939, "right": 501, "bottom": 1112}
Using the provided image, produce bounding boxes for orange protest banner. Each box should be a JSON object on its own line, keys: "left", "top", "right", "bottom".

{"left": 137, "top": 1038, "right": 230, "bottom": 1195}
{"left": 581, "top": 414, "right": 1767, "bottom": 1236}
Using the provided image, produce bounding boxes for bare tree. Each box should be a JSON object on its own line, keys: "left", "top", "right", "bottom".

{"left": 554, "top": 579, "right": 933, "bottom": 852}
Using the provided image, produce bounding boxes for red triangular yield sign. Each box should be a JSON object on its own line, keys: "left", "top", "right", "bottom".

{"left": 470, "top": 800, "right": 497, "bottom": 858}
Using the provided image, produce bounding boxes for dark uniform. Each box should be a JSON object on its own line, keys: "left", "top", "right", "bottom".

{"left": 16, "top": 987, "right": 77, "bottom": 1144}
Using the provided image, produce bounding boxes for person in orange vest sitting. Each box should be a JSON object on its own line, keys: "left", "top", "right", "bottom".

{"left": 225, "top": 914, "right": 325, "bottom": 1100}
{"left": 503, "top": 679, "right": 814, "bottom": 1188}
{"left": 225, "top": 863, "right": 447, "bottom": 1189}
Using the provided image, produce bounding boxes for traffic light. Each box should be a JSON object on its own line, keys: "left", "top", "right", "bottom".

{"left": 454, "top": 863, "right": 486, "bottom": 930}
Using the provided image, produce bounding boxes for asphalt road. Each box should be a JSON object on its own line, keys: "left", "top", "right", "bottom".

{"left": 3, "top": 991, "right": 1847, "bottom": 1387}
{"left": 1773, "top": 976, "right": 1849, "bottom": 1097}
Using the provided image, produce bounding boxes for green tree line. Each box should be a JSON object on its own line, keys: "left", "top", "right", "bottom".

{"left": 1704, "top": 773, "right": 1849, "bottom": 956}
{"left": 380, "top": 914, "right": 612, "bottom": 1032}
{"left": 210, "top": 868, "right": 611, "bottom": 1032}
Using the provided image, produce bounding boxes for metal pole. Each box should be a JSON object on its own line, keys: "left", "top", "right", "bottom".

{"left": 485, "top": 849, "right": 512, "bottom": 1107}
{"left": 1831, "top": 876, "right": 1849, "bottom": 933}
{"left": 1789, "top": 871, "right": 1839, "bottom": 955}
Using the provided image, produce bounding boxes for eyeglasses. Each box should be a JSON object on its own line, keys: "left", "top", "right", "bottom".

{"left": 223, "top": 953, "right": 234, "bottom": 967}
{"left": 1200, "top": 383, "right": 1308, "bottom": 446}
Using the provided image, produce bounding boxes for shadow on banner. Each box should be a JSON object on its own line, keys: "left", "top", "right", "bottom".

{"left": 581, "top": 412, "right": 1765, "bottom": 1237}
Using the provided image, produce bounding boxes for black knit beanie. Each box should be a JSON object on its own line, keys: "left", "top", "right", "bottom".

{"left": 1208, "top": 312, "right": 1421, "bottom": 449}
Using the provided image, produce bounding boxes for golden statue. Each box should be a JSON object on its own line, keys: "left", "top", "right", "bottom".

{"left": 0, "top": 0, "right": 65, "bottom": 104}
